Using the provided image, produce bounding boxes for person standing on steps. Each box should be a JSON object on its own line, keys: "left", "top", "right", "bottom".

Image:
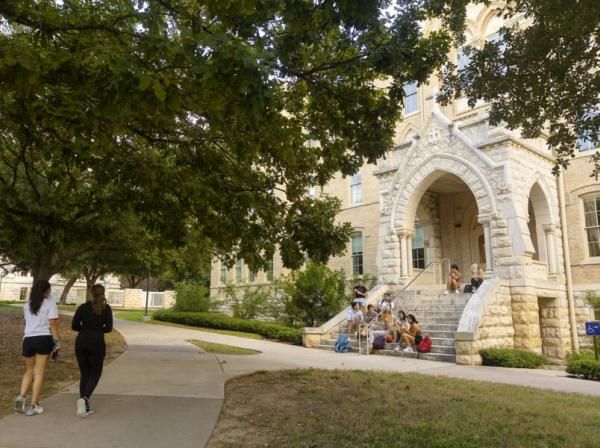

{"left": 353, "top": 278, "right": 368, "bottom": 312}
{"left": 72, "top": 284, "right": 113, "bottom": 418}
{"left": 15, "top": 280, "right": 60, "bottom": 416}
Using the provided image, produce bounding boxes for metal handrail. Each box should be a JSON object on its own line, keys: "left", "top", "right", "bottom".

{"left": 395, "top": 259, "right": 449, "bottom": 300}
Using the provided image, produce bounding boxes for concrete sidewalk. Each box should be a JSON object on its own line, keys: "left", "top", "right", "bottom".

{"left": 1, "top": 318, "right": 599, "bottom": 448}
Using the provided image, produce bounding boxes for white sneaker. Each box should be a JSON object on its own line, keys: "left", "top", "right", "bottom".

{"left": 394, "top": 346, "right": 402, "bottom": 352}
{"left": 455, "top": 289, "right": 460, "bottom": 294}
{"left": 14, "top": 395, "right": 25, "bottom": 413}
{"left": 25, "top": 404, "right": 44, "bottom": 416}
{"left": 443, "top": 290, "right": 449, "bottom": 295}
{"left": 77, "top": 398, "right": 87, "bottom": 418}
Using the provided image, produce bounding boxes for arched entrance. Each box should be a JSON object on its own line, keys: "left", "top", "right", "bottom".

{"left": 385, "top": 153, "right": 497, "bottom": 284}
{"left": 407, "top": 173, "right": 484, "bottom": 282}
{"left": 526, "top": 181, "right": 558, "bottom": 274}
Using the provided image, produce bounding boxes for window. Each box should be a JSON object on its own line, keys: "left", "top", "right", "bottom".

{"left": 235, "top": 259, "right": 243, "bottom": 283}
{"left": 403, "top": 82, "right": 418, "bottom": 115}
{"left": 249, "top": 270, "right": 257, "bottom": 283}
{"left": 352, "top": 233, "right": 364, "bottom": 275}
{"left": 412, "top": 225, "right": 425, "bottom": 269}
{"left": 351, "top": 170, "right": 362, "bottom": 205}
{"left": 457, "top": 48, "right": 471, "bottom": 71}
{"left": 19, "top": 287, "right": 29, "bottom": 301}
{"left": 266, "top": 259, "right": 274, "bottom": 282}
{"left": 220, "top": 259, "right": 227, "bottom": 284}
{"left": 583, "top": 195, "right": 600, "bottom": 257}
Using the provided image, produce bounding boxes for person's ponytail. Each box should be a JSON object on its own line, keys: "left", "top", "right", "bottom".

{"left": 29, "top": 280, "right": 51, "bottom": 315}
{"left": 91, "top": 284, "right": 107, "bottom": 315}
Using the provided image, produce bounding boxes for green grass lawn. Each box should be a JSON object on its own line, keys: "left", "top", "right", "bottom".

{"left": 114, "top": 310, "right": 264, "bottom": 340}
{"left": 207, "top": 369, "right": 600, "bottom": 448}
{"left": 188, "top": 339, "right": 261, "bottom": 355}
{"left": 0, "top": 303, "right": 21, "bottom": 312}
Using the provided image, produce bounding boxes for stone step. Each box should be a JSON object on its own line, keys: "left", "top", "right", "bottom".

{"left": 413, "top": 311, "right": 464, "bottom": 318}
{"left": 421, "top": 323, "right": 459, "bottom": 332}
{"left": 431, "top": 337, "right": 455, "bottom": 347}
{"left": 375, "top": 349, "right": 456, "bottom": 363}
{"left": 421, "top": 317, "right": 461, "bottom": 325}
{"left": 421, "top": 330, "right": 456, "bottom": 339}
{"left": 400, "top": 306, "right": 467, "bottom": 312}
{"left": 320, "top": 339, "right": 456, "bottom": 355}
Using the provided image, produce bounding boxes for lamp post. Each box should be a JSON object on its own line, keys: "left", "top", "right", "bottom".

{"left": 144, "top": 265, "right": 151, "bottom": 317}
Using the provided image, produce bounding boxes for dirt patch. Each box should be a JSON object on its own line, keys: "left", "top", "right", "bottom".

{"left": 0, "top": 308, "right": 126, "bottom": 417}
{"left": 207, "top": 369, "right": 600, "bottom": 448}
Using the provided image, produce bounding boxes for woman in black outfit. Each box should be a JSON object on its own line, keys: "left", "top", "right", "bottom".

{"left": 71, "top": 284, "right": 113, "bottom": 417}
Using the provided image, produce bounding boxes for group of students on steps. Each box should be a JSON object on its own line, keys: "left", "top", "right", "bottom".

{"left": 14, "top": 280, "right": 113, "bottom": 418}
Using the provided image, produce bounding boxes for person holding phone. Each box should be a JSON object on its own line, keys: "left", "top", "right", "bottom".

{"left": 15, "top": 280, "right": 59, "bottom": 416}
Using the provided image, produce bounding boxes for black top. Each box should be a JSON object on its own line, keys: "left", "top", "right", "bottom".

{"left": 72, "top": 302, "right": 113, "bottom": 335}
{"left": 354, "top": 285, "right": 367, "bottom": 298}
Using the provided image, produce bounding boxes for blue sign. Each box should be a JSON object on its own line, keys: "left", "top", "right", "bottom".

{"left": 586, "top": 321, "right": 600, "bottom": 336}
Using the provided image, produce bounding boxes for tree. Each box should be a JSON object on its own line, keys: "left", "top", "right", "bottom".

{"left": 435, "top": 0, "right": 600, "bottom": 177}
{"left": 281, "top": 262, "right": 348, "bottom": 327}
{"left": 0, "top": 1, "right": 453, "bottom": 279}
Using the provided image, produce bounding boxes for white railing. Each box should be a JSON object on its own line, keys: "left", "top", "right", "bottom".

{"left": 149, "top": 292, "right": 165, "bottom": 308}
{"left": 106, "top": 290, "right": 124, "bottom": 307}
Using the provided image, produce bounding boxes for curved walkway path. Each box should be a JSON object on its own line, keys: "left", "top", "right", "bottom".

{"left": 1, "top": 317, "right": 600, "bottom": 448}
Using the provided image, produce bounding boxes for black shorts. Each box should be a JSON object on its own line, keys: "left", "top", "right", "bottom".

{"left": 22, "top": 335, "right": 54, "bottom": 357}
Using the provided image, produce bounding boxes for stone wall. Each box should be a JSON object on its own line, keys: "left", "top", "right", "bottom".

{"left": 456, "top": 281, "right": 514, "bottom": 365}
{"left": 574, "top": 287, "right": 598, "bottom": 349}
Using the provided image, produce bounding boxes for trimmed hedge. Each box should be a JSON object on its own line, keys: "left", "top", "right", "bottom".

{"left": 153, "top": 311, "right": 303, "bottom": 345}
{"left": 479, "top": 348, "right": 546, "bottom": 368}
{"left": 566, "top": 352, "right": 600, "bottom": 380}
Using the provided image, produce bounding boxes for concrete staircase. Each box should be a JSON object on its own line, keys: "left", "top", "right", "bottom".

{"left": 315, "top": 287, "right": 471, "bottom": 363}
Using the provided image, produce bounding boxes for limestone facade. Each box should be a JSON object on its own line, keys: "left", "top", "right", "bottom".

{"left": 210, "top": 3, "right": 599, "bottom": 363}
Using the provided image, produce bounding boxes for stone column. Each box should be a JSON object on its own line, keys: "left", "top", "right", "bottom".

{"left": 479, "top": 216, "right": 494, "bottom": 275}
{"left": 399, "top": 231, "right": 409, "bottom": 279}
{"left": 407, "top": 233, "right": 414, "bottom": 276}
{"left": 544, "top": 224, "right": 558, "bottom": 274}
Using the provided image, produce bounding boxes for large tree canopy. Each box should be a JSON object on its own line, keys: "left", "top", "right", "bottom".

{"left": 436, "top": 0, "right": 600, "bottom": 177}
{"left": 0, "top": 0, "right": 453, "bottom": 279}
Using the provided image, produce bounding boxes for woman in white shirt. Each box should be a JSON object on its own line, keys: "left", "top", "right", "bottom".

{"left": 14, "top": 280, "right": 60, "bottom": 416}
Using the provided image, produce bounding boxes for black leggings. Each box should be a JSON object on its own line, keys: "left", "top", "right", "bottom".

{"left": 75, "top": 336, "right": 106, "bottom": 400}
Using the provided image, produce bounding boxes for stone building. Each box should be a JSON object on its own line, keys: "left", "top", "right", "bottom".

{"left": 210, "top": 4, "right": 599, "bottom": 363}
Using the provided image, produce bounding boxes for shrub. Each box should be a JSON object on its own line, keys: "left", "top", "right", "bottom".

{"left": 479, "top": 348, "right": 547, "bottom": 368}
{"left": 153, "top": 310, "right": 303, "bottom": 344}
{"left": 173, "top": 281, "right": 212, "bottom": 312}
{"left": 224, "top": 283, "right": 279, "bottom": 320}
{"left": 585, "top": 291, "right": 600, "bottom": 317}
{"left": 280, "top": 262, "right": 348, "bottom": 327}
{"left": 566, "top": 351, "right": 600, "bottom": 380}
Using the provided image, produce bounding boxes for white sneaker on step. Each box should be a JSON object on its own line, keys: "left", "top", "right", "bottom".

{"left": 443, "top": 290, "right": 449, "bottom": 295}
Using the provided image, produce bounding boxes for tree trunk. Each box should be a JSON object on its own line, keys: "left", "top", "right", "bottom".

{"left": 85, "top": 274, "right": 101, "bottom": 301}
{"left": 59, "top": 276, "right": 78, "bottom": 304}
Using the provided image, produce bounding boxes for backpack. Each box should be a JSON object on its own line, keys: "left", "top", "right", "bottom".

{"left": 372, "top": 335, "right": 386, "bottom": 350}
{"left": 416, "top": 335, "right": 432, "bottom": 353}
{"left": 464, "top": 284, "right": 473, "bottom": 293}
{"left": 335, "top": 335, "right": 351, "bottom": 353}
